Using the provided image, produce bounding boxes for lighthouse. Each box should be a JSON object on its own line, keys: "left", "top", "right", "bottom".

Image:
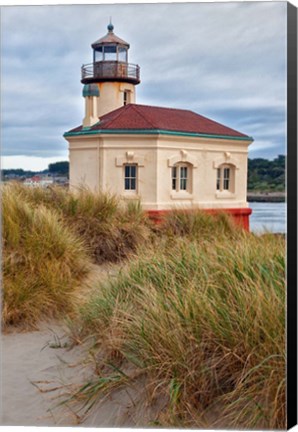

{"left": 65, "top": 23, "right": 253, "bottom": 230}
{"left": 81, "top": 22, "right": 140, "bottom": 126}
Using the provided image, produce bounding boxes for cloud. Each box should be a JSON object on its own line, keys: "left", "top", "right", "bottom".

{"left": 2, "top": 155, "right": 68, "bottom": 171}
{"left": 1, "top": 2, "right": 287, "bottom": 168}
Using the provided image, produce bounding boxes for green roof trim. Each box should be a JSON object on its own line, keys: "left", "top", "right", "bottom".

{"left": 64, "top": 128, "right": 253, "bottom": 142}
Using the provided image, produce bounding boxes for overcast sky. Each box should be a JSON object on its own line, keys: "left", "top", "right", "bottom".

{"left": 1, "top": 2, "right": 287, "bottom": 170}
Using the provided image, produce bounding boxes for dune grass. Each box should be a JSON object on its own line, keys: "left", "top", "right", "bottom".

{"left": 2, "top": 186, "right": 91, "bottom": 328}
{"left": 7, "top": 183, "right": 151, "bottom": 263}
{"left": 159, "top": 207, "right": 241, "bottom": 240}
{"left": 2, "top": 182, "right": 286, "bottom": 428}
{"left": 2, "top": 183, "right": 151, "bottom": 327}
{"left": 75, "top": 232, "right": 285, "bottom": 429}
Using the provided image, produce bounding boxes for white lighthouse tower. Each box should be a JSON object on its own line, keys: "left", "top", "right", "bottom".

{"left": 81, "top": 22, "right": 140, "bottom": 126}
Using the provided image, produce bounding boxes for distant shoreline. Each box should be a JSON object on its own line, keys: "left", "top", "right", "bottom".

{"left": 247, "top": 192, "right": 285, "bottom": 203}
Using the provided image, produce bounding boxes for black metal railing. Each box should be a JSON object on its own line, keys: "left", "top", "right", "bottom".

{"left": 81, "top": 61, "right": 140, "bottom": 84}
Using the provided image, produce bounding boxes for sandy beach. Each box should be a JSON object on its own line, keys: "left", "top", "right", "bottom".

{"left": 1, "top": 318, "right": 164, "bottom": 427}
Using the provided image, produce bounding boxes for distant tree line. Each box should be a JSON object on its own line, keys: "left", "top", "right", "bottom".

{"left": 48, "top": 161, "right": 69, "bottom": 175}
{"left": 247, "top": 155, "right": 285, "bottom": 192}
{"left": 2, "top": 161, "right": 69, "bottom": 179}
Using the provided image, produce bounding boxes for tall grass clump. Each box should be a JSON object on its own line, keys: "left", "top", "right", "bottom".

{"left": 77, "top": 233, "right": 285, "bottom": 429}
{"left": 2, "top": 185, "right": 90, "bottom": 328}
{"left": 160, "top": 208, "right": 242, "bottom": 241}
{"left": 8, "top": 183, "right": 151, "bottom": 264}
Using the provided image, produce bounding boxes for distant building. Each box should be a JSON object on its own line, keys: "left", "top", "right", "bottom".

{"left": 52, "top": 175, "right": 69, "bottom": 185}
{"left": 64, "top": 23, "right": 253, "bottom": 228}
{"left": 23, "top": 175, "right": 54, "bottom": 188}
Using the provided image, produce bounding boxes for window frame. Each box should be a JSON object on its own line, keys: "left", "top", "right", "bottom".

{"left": 216, "top": 164, "right": 235, "bottom": 193}
{"left": 124, "top": 163, "right": 138, "bottom": 193}
{"left": 171, "top": 162, "right": 192, "bottom": 193}
{"left": 123, "top": 90, "right": 131, "bottom": 106}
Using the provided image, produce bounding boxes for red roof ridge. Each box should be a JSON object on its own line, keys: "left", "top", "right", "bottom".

{"left": 132, "top": 103, "right": 194, "bottom": 114}
{"left": 131, "top": 104, "right": 156, "bottom": 128}
{"left": 99, "top": 104, "right": 134, "bottom": 128}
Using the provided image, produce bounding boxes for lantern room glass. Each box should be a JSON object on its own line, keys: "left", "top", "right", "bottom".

{"left": 94, "top": 45, "right": 128, "bottom": 63}
{"left": 94, "top": 47, "right": 103, "bottom": 62}
{"left": 104, "top": 45, "right": 117, "bottom": 61}
{"left": 118, "top": 47, "right": 127, "bottom": 62}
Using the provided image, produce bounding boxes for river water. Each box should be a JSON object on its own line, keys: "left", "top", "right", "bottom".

{"left": 249, "top": 202, "right": 286, "bottom": 234}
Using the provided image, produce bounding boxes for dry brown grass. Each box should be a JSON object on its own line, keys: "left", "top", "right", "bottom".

{"left": 2, "top": 185, "right": 91, "bottom": 328}
{"left": 75, "top": 232, "right": 285, "bottom": 429}
{"left": 7, "top": 183, "right": 151, "bottom": 264}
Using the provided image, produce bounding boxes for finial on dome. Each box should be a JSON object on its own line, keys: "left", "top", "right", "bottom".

{"left": 107, "top": 18, "right": 114, "bottom": 32}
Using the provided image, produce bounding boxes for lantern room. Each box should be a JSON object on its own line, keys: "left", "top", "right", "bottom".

{"left": 81, "top": 23, "right": 140, "bottom": 85}
{"left": 92, "top": 23, "right": 128, "bottom": 63}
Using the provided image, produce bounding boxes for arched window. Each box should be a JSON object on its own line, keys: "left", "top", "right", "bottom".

{"left": 172, "top": 163, "right": 192, "bottom": 193}
{"left": 216, "top": 164, "right": 235, "bottom": 193}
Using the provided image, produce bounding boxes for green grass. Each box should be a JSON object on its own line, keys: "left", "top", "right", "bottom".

{"left": 75, "top": 232, "right": 285, "bottom": 429}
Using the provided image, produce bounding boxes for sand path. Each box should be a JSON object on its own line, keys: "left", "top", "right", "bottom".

{"left": 1, "top": 321, "right": 90, "bottom": 426}
{"left": 1, "top": 264, "right": 164, "bottom": 427}
{"left": 1, "top": 320, "right": 165, "bottom": 428}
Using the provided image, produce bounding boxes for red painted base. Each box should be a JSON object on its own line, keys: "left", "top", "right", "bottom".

{"left": 147, "top": 208, "right": 252, "bottom": 231}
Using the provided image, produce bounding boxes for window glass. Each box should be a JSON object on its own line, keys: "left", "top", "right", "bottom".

{"left": 224, "top": 168, "right": 230, "bottom": 179}
{"left": 172, "top": 164, "right": 191, "bottom": 192}
{"left": 125, "top": 178, "right": 130, "bottom": 190}
{"left": 172, "top": 167, "right": 177, "bottom": 190}
{"left": 131, "top": 165, "right": 136, "bottom": 177}
{"left": 94, "top": 47, "right": 103, "bottom": 62}
{"left": 125, "top": 165, "right": 130, "bottom": 177}
{"left": 118, "top": 47, "right": 127, "bottom": 62}
{"left": 217, "top": 165, "right": 233, "bottom": 192}
{"left": 223, "top": 168, "right": 230, "bottom": 190}
{"left": 180, "top": 166, "right": 188, "bottom": 190}
{"left": 124, "top": 164, "right": 137, "bottom": 191}
{"left": 104, "top": 45, "right": 117, "bottom": 61}
{"left": 123, "top": 90, "right": 131, "bottom": 106}
{"left": 216, "top": 168, "right": 221, "bottom": 190}
{"left": 131, "top": 179, "right": 136, "bottom": 190}
{"left": 104, "top": 45, "right": 116, "bottom": 53}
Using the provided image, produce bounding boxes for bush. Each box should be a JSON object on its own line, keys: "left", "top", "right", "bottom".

{"left": 2, "top": 185, "right": 90, "bottom": 328}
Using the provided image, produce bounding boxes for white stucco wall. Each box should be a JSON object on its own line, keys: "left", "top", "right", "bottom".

{"left": 66, "top": 133, "right": 252, "bottom": 210}
{"left": 96, "top": 82, "right": 136, "bottom": 117}
{"left": 68, "top": 137, "right": 100, "bottom": 190}
{"left": 154, "top": 135, "right": 250, "bottom": 210}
